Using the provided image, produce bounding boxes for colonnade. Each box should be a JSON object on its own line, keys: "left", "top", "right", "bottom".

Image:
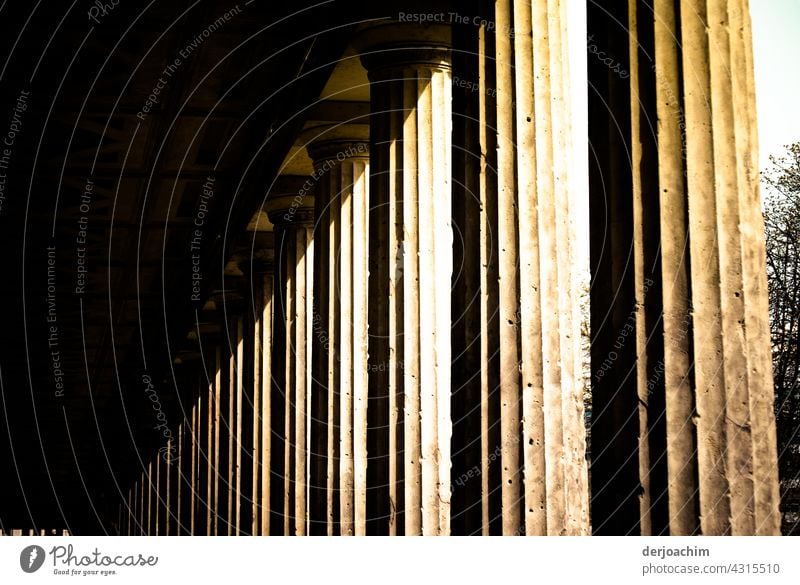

{"left": 122, "top": 1, "right": 781, "bottom": 536}
{"left": 588, "top": 0, "right": 779, "bottom": 536}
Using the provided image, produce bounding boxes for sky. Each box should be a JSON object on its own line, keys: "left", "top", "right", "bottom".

{"left": 751, "top": 0, "right": 800, "bottom": 171}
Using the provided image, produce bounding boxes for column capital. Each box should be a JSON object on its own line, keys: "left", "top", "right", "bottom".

{"left": 264, "top": 175, "right": 315, "bottom": 226}
{"left": 230, "top": 247, "right": 275, "bottom": 278}
{"left": 301, "top": 124, "right": 369, "bottom": 167}
{"left": 353, "top": 22, "right": 452, "bottom": 77}
{"left": 207, "top": 288, "right": 246, "bottom": 314}
{"left": 250, "top": 259, "right": 274, "bottom": 275}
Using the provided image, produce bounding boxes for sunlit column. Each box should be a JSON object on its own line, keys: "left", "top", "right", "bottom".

{"left": 250, "top": 264, "right": 274, "bottom": 535}
{"left": 267, "top": 182, "right": 315, "bottom": 535}
{"left": 357, "top": 22, "right": 453, "bottom": 536}
{"left": 588, "top": 0, "right": 780, "bottom": 535}
{"left": 306, "top": 125, "right": 370, "bottom": 536}
{"left": 163, "top": 447, "right": 172, "bottom": 535}
{"left": 449, "top": 0, "right": 590, "bottom": 535}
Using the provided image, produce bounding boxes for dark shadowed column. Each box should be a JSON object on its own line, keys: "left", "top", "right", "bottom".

{"left": 267, "top": 180, "right": 315, "bottom": 535}
{"left": 357, "top": 22, "right": 454, "bottom": 536}
{"left": 306, "top": 125, "right": 370, "bottom": 536}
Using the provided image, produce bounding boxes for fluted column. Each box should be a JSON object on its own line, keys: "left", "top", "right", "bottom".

{"left": 230, "top": 313, "right": 245, "bottom": 535}
{"left": 155, "top": 449, "right": 163, "bottom": 535}
{"left": 147, "top": 459, "right": 154, "bottom": 534}
{"left": 450, "top": 1, "right": 590, "bottom": 535}
{"left": 132, "top": 475, "right": 138, "bottom": 534}
{"left": 189, "top": 393, "right": 198, "bottom": 535}
{"left": 306, "top": 125, "right": 370, "bottom": 536}
{"left": 588, "top": 0, "right": 780, "bottom": 535}
{"left": 154, "top": 449, "right": 162, "bottom": 535}
{"left": 126, "top": 487, "right": 132, "bottom": 535}
{"left": 206, "top": 304, "right": 247, "bottom": 536}
{"left": 205, "top": 349, "right": 216, "bottom": 535}
{"left": 163, "top": 409, "right": 182, "bottom": 534}
{"left": 206, "top": 344, "right": 223, "bottom": 534}
{"left": 209, "top": 319, "right": 233, "bottom": 535}
{"left": 357, "top": 23, "right": 453, "bottom": 536}
{"left": 163, "top": 437, "right": 174, "bottom": 535}
{"left": 267, "top": 184, "right": 315, "bottom": 536}
{"left": 178, "top": 415, "right": 190, "bottom": 534}
{"left": 196, "top": 368, "right": 211, "bottom": 536}
{"left": 132, "top": 483, "right": 138, "bottom": 535}
{"left": 158, "top": 433, "right": 172, "bottom": 536}
{"left": 224, "top": 263, "right": 259, "bottom": 536}
{"left": 131, "top": 485, "right": 137, "bottom": 535}
{"left": 515, "top": 0, "right": 588, "bottom": 537}
{"left": 251, "top": 265, "right": 274, "bottom": 535}
{"left": 139, "top": 469, "right": 145, "bottom": 534}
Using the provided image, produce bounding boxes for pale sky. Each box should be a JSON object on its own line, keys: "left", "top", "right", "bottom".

{"left": 751, "top": 0, "right": 800, "bottom": 171}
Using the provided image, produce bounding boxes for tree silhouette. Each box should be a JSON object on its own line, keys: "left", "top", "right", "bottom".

{"left": 763, "top": 143, "right": 800, "bottom": 535}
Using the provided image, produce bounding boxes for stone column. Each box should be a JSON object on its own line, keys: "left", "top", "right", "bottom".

{"left": 154, "top": 452, "right": 161, "bottom": 535}
{"left": 132, "top": 486, "right": 136, "bottom": 535}
{"left": 250, "top": 265, "right": 274, "bottom": 535}
{"left": 141, "top": 464, "right": 148, "bottom": 534}
{"left": 132, "top": 483, "right": 138, "bottom": 535}
{"left": 147, "top": 459, "right": 154, "bottom": 535}
{"left": 131, "top": 482, "right": 137, "bottom": 535}
{"left": 138, "top": 477, "right": 144, "bottom": 535}
{"left": 230, "top": 313, "right": 245, "bottom": 535}
{"left": 305, "top": 125, "right": 370, "bottom": 536}
{"left": 202, "top": 344, "right": 222, "bottom": 535}
{"left": 208, "top": 306, "right": 246, "bottom": 536}
{"left": 588, "top": 0, "right": 780, "bottom": 535}
{"left": 144, "top": 459, "right": 152, "bottom": 534}
{"left": 208, "top": 318, "right": 232, "bottom": 536}
{"left": 267, "top": 182, "right": 315, "bottom": 536}
{"left": 189, "top": 396, "right": 198, "bottom": 535}
{"left": 126, "top": 487, "right": 132, "bottom": 535}
{"left": 161, "top": 413, "right": 177, "bottom": 536}
{"left": 144, "top": 463, "right": 150, "bottom": 535}
{"left": 204, "top": 350, "right": 216, "bottom": 536}
{"left": 142, "top": 467, "right": 148, "bottom": 535}
{"left": 150, "top": 454, "right": 164, "bottom": 536}
{"left": 164, "top": 436, "right": 174, "bottom": 535}
{"left": 131, "top": 486, "right": 137, "bottom": 535}
{"left": 196, "top": 378, "right": 206, "bottom": 536}
{"left": 223, "top": 266, "right": 257, "bottom": 536}
{"left": 178, "top": 416, "right": 190, "bottom": 534}
{"left": 161, "top": 450, "right": 169, "bottom": 536}
{"left": 450, "top": 0, "right": 590, "bottom": 535}
{"left": 139, "top": 476, "right": 145, "bottom": 535}
{"left": 141, "top": 467, "right": 147, "bottom": 534}
{"left": 357, "top": 23, "right": 453, "bottom": 536}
